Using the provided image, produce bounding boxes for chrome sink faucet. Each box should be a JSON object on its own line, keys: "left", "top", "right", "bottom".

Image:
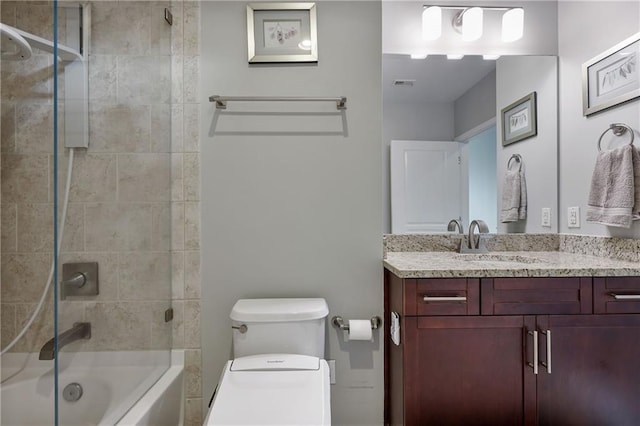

{"left": 39, "top": 322, "right": 91, "bottom": 360}
{"left": 460, "top": 219, "right": 490, "bottom": 253}
{"left": 447, "top": 219, "right": 464, "bottom": 234}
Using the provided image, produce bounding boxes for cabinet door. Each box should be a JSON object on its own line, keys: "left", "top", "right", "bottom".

{"left": 404, "top": 316, "right": 528, "bottom": 426}
{"left": 536, "top": 315, "right": 640, "bottom": 426}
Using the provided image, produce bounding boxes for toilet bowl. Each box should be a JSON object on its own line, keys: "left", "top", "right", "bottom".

{"left": 204, "top": 298, "right": 331, "bottom": 425}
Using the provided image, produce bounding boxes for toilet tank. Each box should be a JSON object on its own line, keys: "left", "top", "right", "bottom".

{"left": 230, "top": 298, "right": 329, "bottom": 358}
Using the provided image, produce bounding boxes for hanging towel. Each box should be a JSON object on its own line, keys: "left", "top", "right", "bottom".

{"left": 500, "top": 158, "right": 527, "bottom": 223}
{"left": 586, "top": 144, "right": 640, "bottom": 228}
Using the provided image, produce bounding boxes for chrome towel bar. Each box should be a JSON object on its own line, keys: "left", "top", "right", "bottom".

{"left": 209, "top": 95, "right": 347, "bottom": 110}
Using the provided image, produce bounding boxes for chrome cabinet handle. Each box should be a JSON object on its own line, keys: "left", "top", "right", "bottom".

{"left": 540, "top": 329, "right": 551, "bottom": 374}
{"left": 528, "top": 330, "right": 538, "bottom": 375}
{"left": 610, "top": 293, "right": 640, "bottom": 300}
{"left": 422, "top": 296, "right": 467, "bottom": 302}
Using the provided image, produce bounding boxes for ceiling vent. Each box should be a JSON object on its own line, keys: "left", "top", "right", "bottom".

{"left": 393, "top": 79, "right": 416, "bottom": 87}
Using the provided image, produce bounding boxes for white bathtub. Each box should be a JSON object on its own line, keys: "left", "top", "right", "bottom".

{"left": 1, "top": 350, "right": 184, "bottom": 426}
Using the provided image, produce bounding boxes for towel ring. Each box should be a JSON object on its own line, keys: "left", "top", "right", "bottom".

{"left": 507, "top": 154, "right": 522, "bottom": 170}
{"left": 597, "top": 123, "right": 635, "bottom": 152}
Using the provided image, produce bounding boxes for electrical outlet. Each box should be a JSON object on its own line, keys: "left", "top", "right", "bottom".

{"left": 541, "top": 208, "right": 551, "bottom": 227}
{"left": 328, "top": 360, "right": 336, "bottom": 384}
{"left": 568, "top": 206, "right": 580, "bottom": 228}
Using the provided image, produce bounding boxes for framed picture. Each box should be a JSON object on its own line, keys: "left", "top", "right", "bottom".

{"left": 501, "top": 92, "right": 537, "bottom": 146}
{"left": 582, "top": 32, "right": 640, "bottom": 116}
{"left": 247, "top": 2, "right": 318, "bottom": 64}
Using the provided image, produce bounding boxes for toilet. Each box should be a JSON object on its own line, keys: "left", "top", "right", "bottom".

{"left": 204, "top": 298, "right": 331, "bottom": 425}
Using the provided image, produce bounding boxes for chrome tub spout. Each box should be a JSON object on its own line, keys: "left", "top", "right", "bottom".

{"left": 39, "top": 322, "right": 91, "bottom": 360}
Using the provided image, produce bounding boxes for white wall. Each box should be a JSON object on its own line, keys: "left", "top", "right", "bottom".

{"left": 383, "top": 0, "right": 558, "bottom": 56}
{"left": 558, "top": 1, "right": 640, "bottom": 237}
{"left": 200, "top": 2, "right": 384, "bottom": 425}
{"left": 496, "top": 55, "right": 559, "bottom": 233}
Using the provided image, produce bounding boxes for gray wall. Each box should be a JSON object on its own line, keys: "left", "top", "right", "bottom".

{"left": 496, "top": 55, "right": 559, "bottom": 234}
{"left": 454, "top": 69, "right": 497, "bottom": 139}
{"left": 558, "top": 1, "right": 640, "bottom": 237}
{"left": 200, "top": 2, "right": 383, "bottom": 425}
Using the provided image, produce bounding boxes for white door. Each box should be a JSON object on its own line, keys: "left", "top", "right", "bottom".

{"left": 390, "top": 140, "right": 463, "bottom": 234}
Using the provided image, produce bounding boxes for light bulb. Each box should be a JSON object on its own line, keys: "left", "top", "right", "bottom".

{"left": 502, "top": 8, "right": 524, "bottom": 42}
{"left": 422, "top": 6, "right": 442, "bottom": 41}
{"left": 462, "top": 7, "right": 483, "bottom": 41}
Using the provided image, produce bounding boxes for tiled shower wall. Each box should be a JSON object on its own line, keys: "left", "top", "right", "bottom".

{"left": 0, "top": 1, "right": 202, "bottom": 424}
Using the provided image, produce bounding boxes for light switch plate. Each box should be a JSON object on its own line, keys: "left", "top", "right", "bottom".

{"left": 541, "top": 208, "right": 551, "bottom": 227}
{"left": 568, "top": 206, "right": 580, "bottom": 228}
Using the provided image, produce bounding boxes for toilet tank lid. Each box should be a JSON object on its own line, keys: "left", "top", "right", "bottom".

{"left": 230, "top": 298, "right": 329, "bottom": 322}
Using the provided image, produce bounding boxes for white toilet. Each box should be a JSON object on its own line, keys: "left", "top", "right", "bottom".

{"left": 204, "top": 298, "right": 331, "bottom": 425}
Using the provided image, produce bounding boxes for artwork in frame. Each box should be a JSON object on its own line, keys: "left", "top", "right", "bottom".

{"left": 582, "top": 32, "right": 640, "bottom": 116}
{"left": 247, "top": 2, "right": 318, "bottom": 64}
{"left": 501, "top": 92, "right": 537, "bottom": 146}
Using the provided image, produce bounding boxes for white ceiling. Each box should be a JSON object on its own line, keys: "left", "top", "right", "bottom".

{"left": 383, "top": 54, "right": 496, "bottom": 103}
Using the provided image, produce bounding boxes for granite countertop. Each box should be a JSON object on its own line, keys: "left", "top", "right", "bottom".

{"left": 383, "top": 251, "right": 640, "bottom": 278}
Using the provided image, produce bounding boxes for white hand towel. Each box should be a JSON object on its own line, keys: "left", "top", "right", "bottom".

{"left": 500, "top": 162, "right": 527, "bottom": 223}
{"left": 586, "top": 144, "right": 640, "bottom": 228}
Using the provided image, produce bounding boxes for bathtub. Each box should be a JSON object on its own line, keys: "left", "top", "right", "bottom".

{"left": 1, "top": 349, "right": 184, "bottom": 426}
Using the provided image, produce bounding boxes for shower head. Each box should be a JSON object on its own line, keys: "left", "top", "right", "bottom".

{"left": 1, "top": 23, "right": 33, "bottom": 61}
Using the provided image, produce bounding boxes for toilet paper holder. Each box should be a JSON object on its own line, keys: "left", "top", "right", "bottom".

{"left": 331, "top": 316, "right": 381, "bottom": 331}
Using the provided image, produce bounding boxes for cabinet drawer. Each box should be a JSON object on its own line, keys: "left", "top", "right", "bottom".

{"left": 407, "top": 278, "right": 480, "bottom": 316}
{"left": 481, "top": 277, "right": 592, "bottom": 315}
{"left": 594, "top": 277, "right": 640, "bottom": 314}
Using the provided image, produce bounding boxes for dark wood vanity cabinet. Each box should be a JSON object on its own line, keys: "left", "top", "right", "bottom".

{"left": 384, "top": 272, "right": 640, "bottom": 426}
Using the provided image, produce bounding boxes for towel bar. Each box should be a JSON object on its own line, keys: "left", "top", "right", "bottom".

{"left": 209, "top": 95, "right": 347, "bottom": 110}
{"left": 507, "top": 153, "right": 522, "bottom": 170}
{"left": 597, "top": 123, "right": 634, "bottom": 152}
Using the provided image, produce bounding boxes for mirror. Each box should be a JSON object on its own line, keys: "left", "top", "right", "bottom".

{"left": 383, "top": 54, "right": 558, "bottom": 235}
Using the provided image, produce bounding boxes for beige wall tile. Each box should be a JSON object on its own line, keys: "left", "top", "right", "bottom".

{"left": 15, "top": 2, "right": 54, "bottom": 42}
{"left": 184, "top": 251, "right": 200, "bottom": 300}
{"left": 118, "top": 153, "right": 171, "bottom": 202}
{"left": 1, "top": 102, "right": 16, "bottom": 153}
{"left": 88, "top": 55, "right": 118, "bottom": 104}
{"left": 183, "top": 56, "right": 200, "bottom": 104}
{"left": 172, "top": 251, "right": 185, "bottom": 300}
{"left": 91, "top": 3, "right": 150, "bottom": 56}
{"left": 1, "top": 303, "right": 16, "bottom": 350}
{"left": 69, "top": 153, "right": 117, "bottom": 202}
{"left": 152, "top": 203, "right": 172, "bottom": 251}
{"left": 118, "top": 252, "right": 171, "bottom": 300}
{"left": 60, "top": 203, "right": 85, "bottom": 252}
{"left": 185, "top": 349, "right": 202, "bottom": 398}
{"left": 151, "top": 301, "right": 172, "bottom": 350}
{"left": 151, "top": 104, "right": 172, "bottom": 153}
{"left": 184, "top": 300, "right": 200, "bottom": 349}
{"left": 89, "top": 104, "right": 151, "bottom": 153}
{"left": 185, "top": 398, "right": 203, "bottom": 426}
{"left": 0, "top": 55, "right": 51, "bottom": 102}
{"left": 184, "top": 201, "right": 200, "bottom": 250}
{"left": 118, "top": 56, "right": 171, "bottom": 105}
{"left": 171, "top": 104, "right": 184, "bottom": 152}
{"left": 1, "top": 154, "right": 49, "bottom": 203}
{"left": 1, "top": 253, "right": 51, "bottom": 303}
{"left": 84, "top": 301, "right": 152, "bottom": 351}
{"left": 171, "top": 299, "right": 185, "bottom": 349}
{"left": 172, "top": 202, "right": 185, "bottom": 251}
{"left": 183, "top": 153, "right": 199, "bottom": 201}
{"left": 183, "top": 103, "right": 199, "bottom": 153}
{"left": 183, "top": 3, "right": 200, "bottom": 56}
{"left": 17, "top": 203, "right": 52, "bottom": 252}
{"left": 150, "top": 3, "right": 173, "bottom": 55}
{"left": 170, "top": 3, "right": 184, "bottom": 56}
{"left": 172, "top": 153, "right": 184, "bottom": 201}
{"left": 171, "top": 55, "right": 184, "bottom": 105}
{"left": 1, "top": 203, "right": 17, "bottom": 253}
{"left": 84, "top": 203, "right": 153, "bottom": 252}
{"left": 16, "top": 103, "right": 54, "bottom": 153}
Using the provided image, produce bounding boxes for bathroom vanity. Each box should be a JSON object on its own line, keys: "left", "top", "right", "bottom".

{"left": 383, "top": 250, "right": 640, "bottom": 426}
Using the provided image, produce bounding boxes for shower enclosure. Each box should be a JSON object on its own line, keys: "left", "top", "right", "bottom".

{"left": 1, "top": 1, "right": 175, "bottom": 424}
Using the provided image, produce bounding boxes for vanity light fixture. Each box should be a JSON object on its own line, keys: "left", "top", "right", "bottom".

{"left": 447, "top": 54, "right": 464, "bottom": 60}
{"left": 483, "top": 54, "right": 500, "bottom": 60}
{"left": 422, "top": 5, "right": 525, "bottom": 43}
{"left": 410, "top": 52, "right": 429, "bottom": 59}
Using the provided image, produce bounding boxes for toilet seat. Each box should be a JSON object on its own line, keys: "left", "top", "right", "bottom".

{"left": 205, "top": 354, "right": 331, "bottom": 425}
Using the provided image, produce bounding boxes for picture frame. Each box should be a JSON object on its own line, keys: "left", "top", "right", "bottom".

{"left": 582, "top": 32, "right": 640, "bottom": 116}
{"left": 247, "top": 2, "right": 318, "bottom": 64}
{"left": 501, "top": 92, "right": 537, "bottom": 146}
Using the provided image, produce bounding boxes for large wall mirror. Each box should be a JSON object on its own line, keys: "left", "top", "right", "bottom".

{"left": 383, "top": 53, "right": 558, "bottom": 235}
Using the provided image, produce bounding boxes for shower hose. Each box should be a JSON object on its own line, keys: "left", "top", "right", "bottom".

{"left": 1, "top": 148, "right": 75, "bottom": 355}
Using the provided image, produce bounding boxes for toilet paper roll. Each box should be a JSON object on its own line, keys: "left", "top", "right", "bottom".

{"left": 348, "top": 320, "right": 373, "bottom": 341}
